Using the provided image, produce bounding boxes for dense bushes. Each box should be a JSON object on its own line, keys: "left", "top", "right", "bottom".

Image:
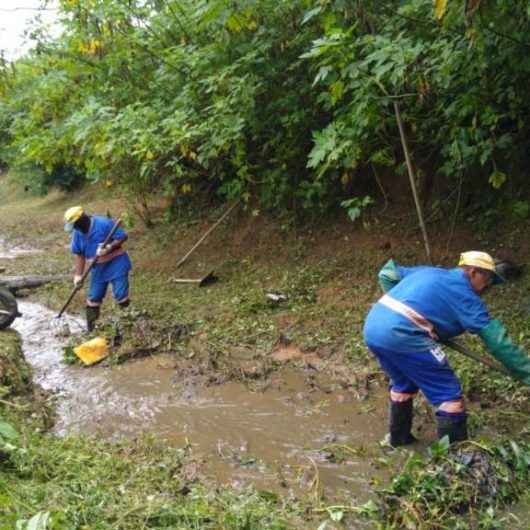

{"left": 0, "top": 0, "right": 529, "bottom": 214}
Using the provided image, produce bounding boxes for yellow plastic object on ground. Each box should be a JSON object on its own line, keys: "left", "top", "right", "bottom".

{"left": 74, "top": 337, "right": 109, "bottom": 366}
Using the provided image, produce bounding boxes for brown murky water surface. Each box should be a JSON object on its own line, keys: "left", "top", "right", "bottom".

{"left": 12, "top": 300, "right": 391, "bottom": 500}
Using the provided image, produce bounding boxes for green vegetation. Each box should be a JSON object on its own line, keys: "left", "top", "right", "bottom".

{"left": 0, "top": 0, "right": 529, "bottom": 218}
{"left": 1, "top": 433, "right": 301, "bottom": 529}
{"left": 1, "top": 0, "right": 530, "bottom": 527}
{"left": 374, "top": 438, "right": 530, "bottom": 529}
{"left": 0, "top": 331, "right": 32, "bottom": 397}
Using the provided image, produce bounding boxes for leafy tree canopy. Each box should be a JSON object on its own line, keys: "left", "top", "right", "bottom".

{"left": 0, "top": 0, "right": 529, "bottom": 216}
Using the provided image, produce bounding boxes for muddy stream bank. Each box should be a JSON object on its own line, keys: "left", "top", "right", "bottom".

{"left": 11, "top": 299, "right": 392, "bottom": 502}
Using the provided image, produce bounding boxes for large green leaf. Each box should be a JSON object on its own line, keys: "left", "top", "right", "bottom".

{"left": 0, "top": 420, "right": 18, "bottom": 441}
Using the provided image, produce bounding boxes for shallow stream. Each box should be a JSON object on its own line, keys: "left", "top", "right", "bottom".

{"left": 12, "top": 300, "right": 389, "bottom": 501}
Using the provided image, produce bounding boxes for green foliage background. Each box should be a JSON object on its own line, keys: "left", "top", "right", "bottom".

{"left": 0, "top": 0, "right": 529, "bottom": 212}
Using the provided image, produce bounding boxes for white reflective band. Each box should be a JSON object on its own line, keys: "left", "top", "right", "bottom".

{"left": 379, "top": 294, "right": 439, "bottom": 340}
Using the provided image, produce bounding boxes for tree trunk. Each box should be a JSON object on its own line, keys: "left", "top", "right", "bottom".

{"left": 0, "top": 275, "right": 69, "bottom": 295}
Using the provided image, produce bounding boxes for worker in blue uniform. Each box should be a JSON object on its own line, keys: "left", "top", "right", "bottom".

{"left": 64, "top": 206, "right": 132, "bottom": 331}
{"left": 363, "top": 251, "right": 530, "bottom": 446}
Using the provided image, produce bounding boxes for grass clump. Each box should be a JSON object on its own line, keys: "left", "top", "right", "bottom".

{"left": 1, "top": 433, "right": 301, "bottom": 529}
{"left": 0, "top": 331, "right": 32, "bottom": 397}
{"left": 369, "top": 438, "right": 530, "bottom": 530}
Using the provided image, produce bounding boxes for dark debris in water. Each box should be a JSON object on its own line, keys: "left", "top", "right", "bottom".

{"left": 318, "top": 442, "right": 363, "bottom": 464}
{"left": 449, "top": 448, "right": 499, "bottom": 500}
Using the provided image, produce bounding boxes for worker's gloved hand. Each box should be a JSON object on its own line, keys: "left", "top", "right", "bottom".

{"left": 479, "top": 319, "right": 530, "bottom": 386}
{"left": 96, "top": 244, "right": 111, "bottom": 258}
{"left": 378, "top": 259, "right": 402, "bottom": 293}
{"left": 73, "top": 275, "right": 83, "bottom": 288}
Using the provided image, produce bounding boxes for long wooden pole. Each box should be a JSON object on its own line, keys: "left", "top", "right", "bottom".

{"left": 176, "top": 201, "right": 240, "bottom": 269}
{"left": 393, "top": 101, "right": 432, "bottom": 263}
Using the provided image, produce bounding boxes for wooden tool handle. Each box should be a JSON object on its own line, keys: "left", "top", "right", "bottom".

{"left": 57, "top": 218, "right": 122, "bottom": 318}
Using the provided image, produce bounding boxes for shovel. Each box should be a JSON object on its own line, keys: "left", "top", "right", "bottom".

{"left": 172, "top": 270, "right": 218, "bottom": 287}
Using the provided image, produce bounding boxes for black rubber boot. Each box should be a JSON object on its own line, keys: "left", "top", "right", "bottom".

{"left": 389, "top": 399, "right": 417, "bottom": 447}
{"left": 436, "top": 414, "right": 468, "bottom": 443}
{"left": 86, "top": 305, "right": 100, "bottom": 332}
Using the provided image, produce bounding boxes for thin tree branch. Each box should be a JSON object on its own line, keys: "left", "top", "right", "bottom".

{"left": 371, "top": 163, "right": 389, "bottom": 214}
{"left": 393, "top": 101, "right": 432, "bottom": 263}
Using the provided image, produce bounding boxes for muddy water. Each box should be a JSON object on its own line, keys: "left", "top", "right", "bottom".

{"left": 13, "top": 301, "right": 389, "bottom": 500}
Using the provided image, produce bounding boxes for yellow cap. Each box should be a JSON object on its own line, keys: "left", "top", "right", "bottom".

{"left": 458, "top": 251, "right": 504, "bottom": 284}
{"left": 64, "top": 206, "right": 84, "bottom": 232}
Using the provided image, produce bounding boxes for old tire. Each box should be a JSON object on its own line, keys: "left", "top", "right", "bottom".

{"left": 0, "top": 288, "right": 18, "bottom": 330}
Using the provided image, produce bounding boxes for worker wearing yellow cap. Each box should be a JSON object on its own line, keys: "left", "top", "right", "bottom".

{"left": 363, "top": 251, "right": 530, "bottom": 447}
{"left": 64, "top": 206, "right": 132, "bottom": 331}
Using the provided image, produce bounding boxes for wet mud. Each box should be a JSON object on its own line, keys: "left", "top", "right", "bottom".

{"left": 13, "top": 300, "right": 391, "bottom": 500}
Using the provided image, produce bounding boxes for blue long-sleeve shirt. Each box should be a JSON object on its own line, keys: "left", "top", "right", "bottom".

{"left": 364, "top": 266, "right": 490, "bottom": 353}
{"left": 71, "top": 216, "right": 132, "bottom": 282}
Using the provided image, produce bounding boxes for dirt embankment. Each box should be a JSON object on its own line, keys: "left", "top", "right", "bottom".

{"left": 0, "top": 327, "right": 54, "bottom": 435}
{"left": 0, "top": 330, "right": 30, "bottom": 396}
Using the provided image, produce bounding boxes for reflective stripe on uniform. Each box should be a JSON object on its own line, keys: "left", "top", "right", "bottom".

{"left": 438, "top": 399, "right": 465, "bottom": 413}
{"left": 379, "top": 294, "right": 439, "bottom": 340}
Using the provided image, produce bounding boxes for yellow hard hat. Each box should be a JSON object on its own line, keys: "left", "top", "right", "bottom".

{"left": 458, "top": 251, "right": 504, "bottom": 284}
{"left": 64, "top": 206, "right": 84, "bottom": 232}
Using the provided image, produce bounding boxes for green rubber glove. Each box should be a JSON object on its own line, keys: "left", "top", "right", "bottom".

{"left": 378, "top": 259, "right": 402, "bottom": 293}
{"left": 478, "top": 319, "right": 530, "bottom": 386}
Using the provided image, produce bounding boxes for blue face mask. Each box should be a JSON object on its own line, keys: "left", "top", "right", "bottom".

{"left": 64, "top": 222, "right": 75, "bottom": 233}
